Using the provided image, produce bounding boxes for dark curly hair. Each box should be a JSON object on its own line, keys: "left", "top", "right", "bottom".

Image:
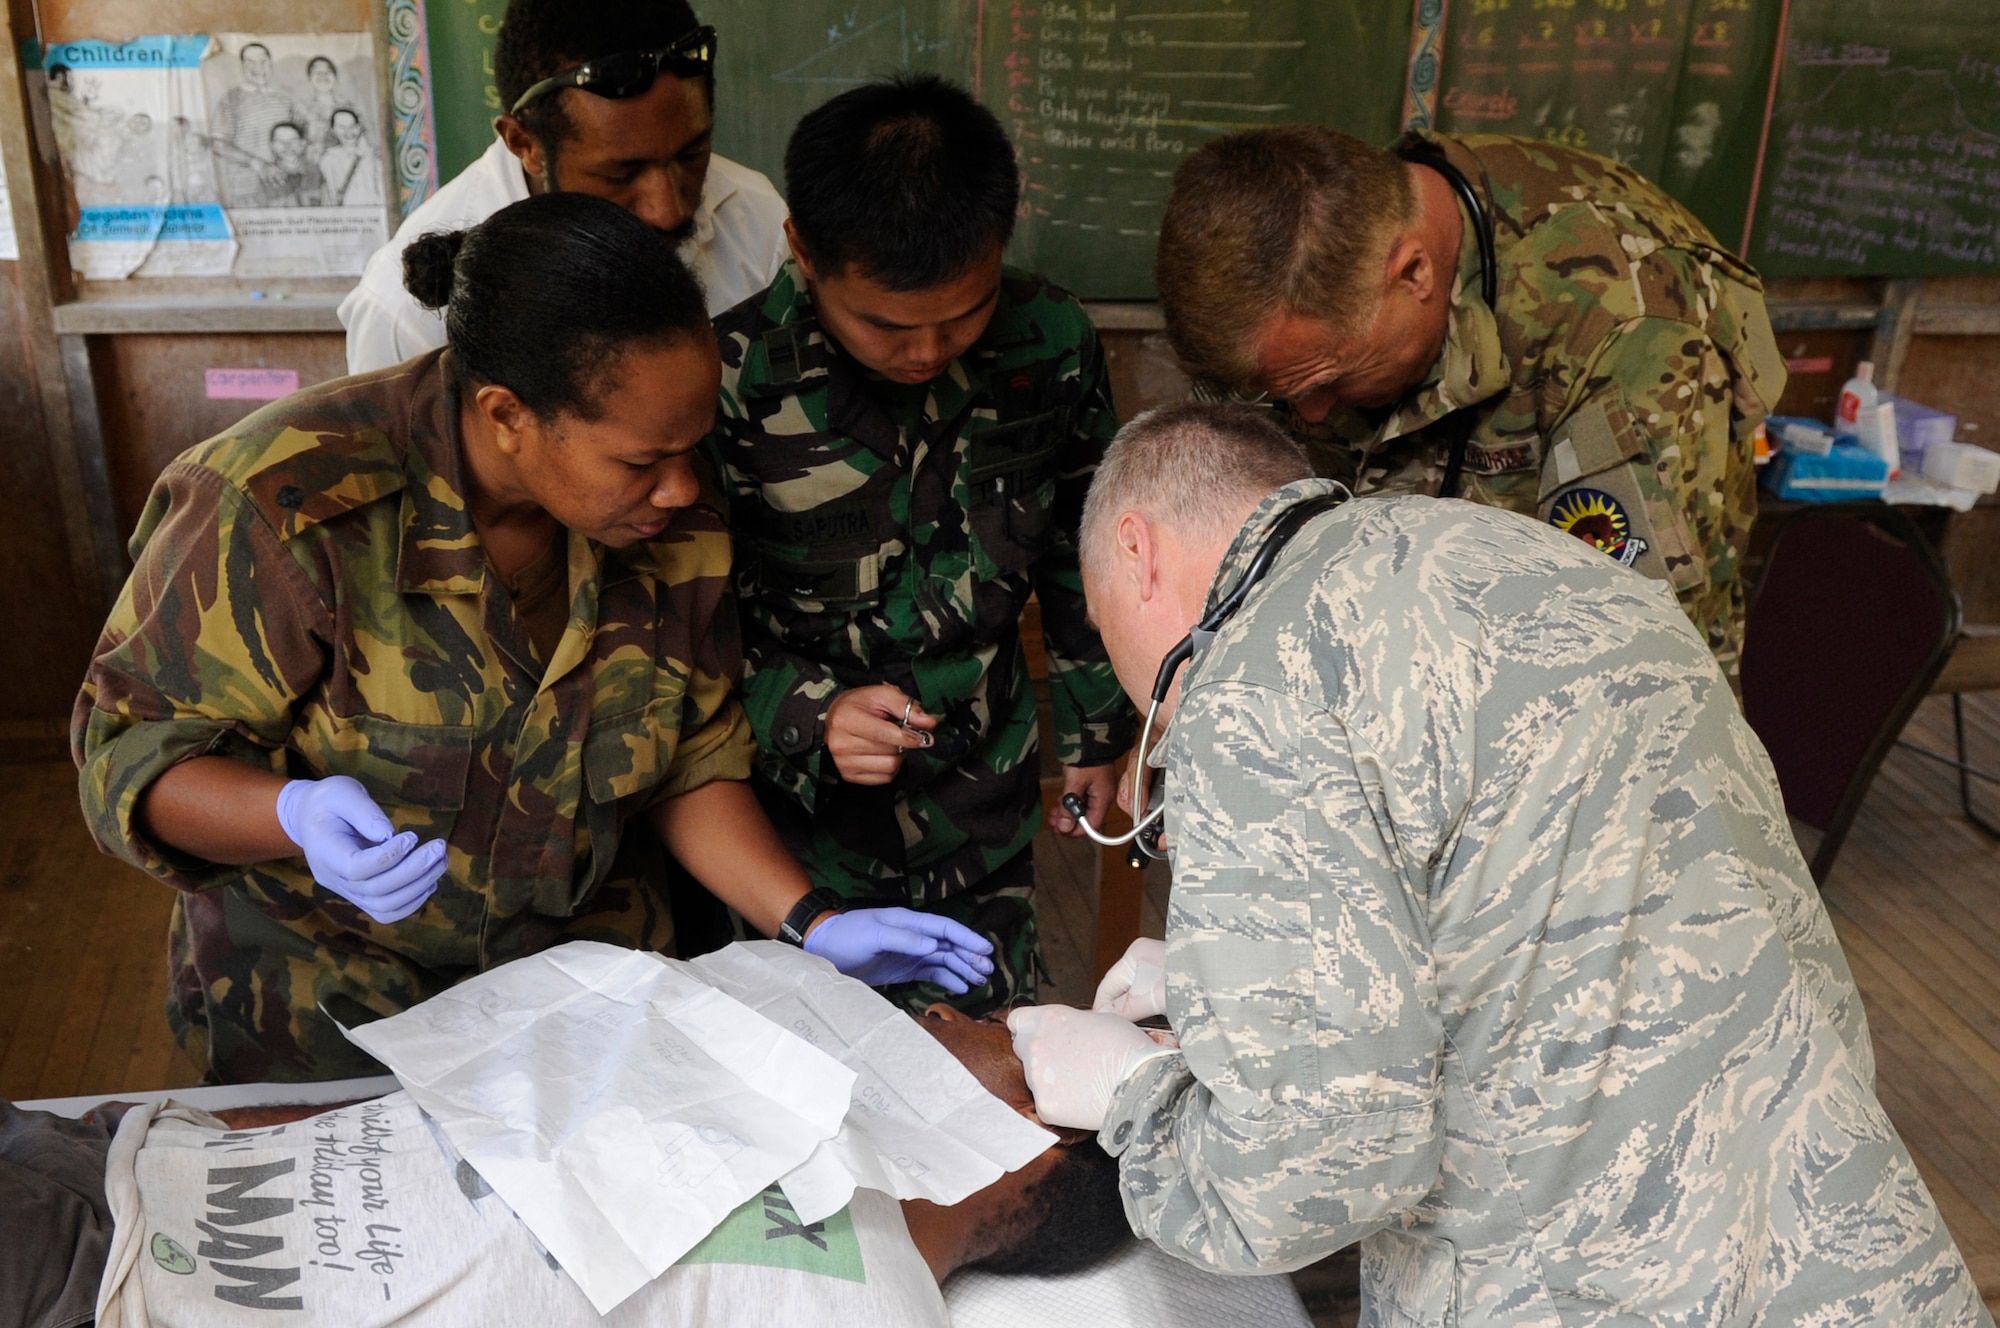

{"left": 493, "top": 0, "right": 711, "bottom": 147}
{"left": 966, "top": 1140, "right": 1130, "bottom": 1277}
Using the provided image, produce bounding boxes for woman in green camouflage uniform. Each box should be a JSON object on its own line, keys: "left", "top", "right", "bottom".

{"left": 75, "top": 195, "right": 991, "bottom": 1083}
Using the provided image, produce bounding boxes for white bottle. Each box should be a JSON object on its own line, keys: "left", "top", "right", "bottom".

{"left": 1836, "top": 361, "right": 1878, "bottom": 442}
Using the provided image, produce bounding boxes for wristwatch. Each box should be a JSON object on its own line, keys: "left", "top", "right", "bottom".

{"left": 777, "top": 887, "right": 847, "bottom": 946}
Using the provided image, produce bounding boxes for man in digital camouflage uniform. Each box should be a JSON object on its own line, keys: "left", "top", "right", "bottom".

{"left": 1154, "top": 127, "right": 1787, "bottom": 678}
{"left": 1010, "top": 404, "right": 1988, "bottom": 1326}
{"left": 707, "top": 76, "right": 1135, "bottom": 1015}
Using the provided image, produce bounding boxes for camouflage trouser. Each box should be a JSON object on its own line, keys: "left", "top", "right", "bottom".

{"left": 873, "top": 851, "right": 1039, "bottom": 1018}
{"left": 753, "top": 778, "right": 1043, "bottom": 1017}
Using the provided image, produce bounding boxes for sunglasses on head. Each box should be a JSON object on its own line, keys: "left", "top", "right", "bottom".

{"left": 509, "top": 24, "right": 717, "bottom": 116}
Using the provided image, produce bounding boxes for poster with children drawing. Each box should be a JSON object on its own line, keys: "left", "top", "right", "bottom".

{"left": 45, "top": 33, "right": 390, "bottom": 279}
{"left": 44, "top": 36, "right": 223, "bottom": 278}
{"left": 198, "top": 33, "right": 389, "bottom": 276}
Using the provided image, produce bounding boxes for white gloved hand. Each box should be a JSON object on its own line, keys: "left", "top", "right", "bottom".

{"left": 1092, "top": 936, "right": 1167, "bottom": 1021}
{"left": 1007, "top": 1004, "right": 1163, "bottom": 1132}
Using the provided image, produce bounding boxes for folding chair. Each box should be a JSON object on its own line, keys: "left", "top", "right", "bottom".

{"left": 1900, "top": 626, "right": 2000, "bottom": 841}
{"left": 1740, "top": 505, "right": 1963, "bottom": 884}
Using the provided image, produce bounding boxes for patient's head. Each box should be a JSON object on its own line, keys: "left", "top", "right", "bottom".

{"left": 905, "top": 1006, "right": 1130, "bottom": 1281}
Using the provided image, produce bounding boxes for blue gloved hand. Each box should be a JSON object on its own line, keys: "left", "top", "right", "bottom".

{"left": 803, "top": 907, "right": 996, "bottom": 993}
{"left": 275, "top": 776, "right": 448, "bottom": 924}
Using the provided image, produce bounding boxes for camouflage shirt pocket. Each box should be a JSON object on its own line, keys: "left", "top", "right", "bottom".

{"left": 1360, "top": 1228, "right": 1460, "bottom": 1328}
{"left": 1538, "top": 398, "right": 1705, "bottom": 593}
{"left": 583, "top": 702, "right": 674, "bottom": 806}
{"left": 965, "top": 409, "right": 1068, "bottom": 575}
{"left": 319, "top": 715, "right": 472, "bottom": 812}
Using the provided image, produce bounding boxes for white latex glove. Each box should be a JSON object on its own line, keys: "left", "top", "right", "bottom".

{"left": 1092, "top": 937, "right": 1167, "bottom": 1021}
{"left": 1007, "top": 1004, "right": 1163, "bottom": 1132}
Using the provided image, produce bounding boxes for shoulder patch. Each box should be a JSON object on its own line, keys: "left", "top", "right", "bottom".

{"left": 1550, "top": 486, "right": 1649, "bottom": 567}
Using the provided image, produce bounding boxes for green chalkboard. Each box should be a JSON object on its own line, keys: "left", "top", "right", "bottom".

{"left": 420, "top": 0, "right": 1410, "bottom": 299}
{"left": 427, "top": 0, "right": 508, "bottom": 185}
{"left": 1433, "top": 0, "right": 1785, "bottom": 252}
{"left": 1749, "top": 0, "right": 2000, "bottom": 275}
{"left": 418, "top": 0, "right": 2000, "bottom": 289}
{"left": 979, "top": 1, "right": 1410, "bottom": 297}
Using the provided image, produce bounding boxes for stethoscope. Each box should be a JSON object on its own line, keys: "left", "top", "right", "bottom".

{"left": 1061, "top": 491, "right": 1349, "bottom": 866}
{"left": 1393, "top": 134, "right": 1498, "bottom": 501}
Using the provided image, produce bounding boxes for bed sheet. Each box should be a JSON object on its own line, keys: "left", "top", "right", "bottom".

{"left": 944, "top": 1234, "right": 1315, "bottom": 1328}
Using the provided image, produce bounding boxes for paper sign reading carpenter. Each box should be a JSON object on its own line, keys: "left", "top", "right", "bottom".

{"left": 205, "top": 367, "right": 298, "bottom": 399}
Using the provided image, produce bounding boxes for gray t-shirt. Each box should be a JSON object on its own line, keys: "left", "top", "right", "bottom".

{"left": 0, "top": 1100, "right": 127, "bottom": 1328}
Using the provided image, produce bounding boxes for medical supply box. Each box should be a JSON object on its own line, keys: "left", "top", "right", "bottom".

{"left": 1888, "top": 396, "right": 1959, "bottom": 473}
{"left": 1761, "top": 440, "right": 1890, "bottom": 503}
{"left": 1921, "top": 441, "right": 2000, "bottom": 496}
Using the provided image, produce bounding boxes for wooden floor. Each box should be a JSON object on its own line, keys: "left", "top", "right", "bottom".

{"left": 1818, "top": 691, "right": 2000, "bottom": 1314}
{"left": 1, "top": 695, "right": 1995, "bottom": 1323}
{"left": 0, "top": 760, "right": 198, "bottom": 1100}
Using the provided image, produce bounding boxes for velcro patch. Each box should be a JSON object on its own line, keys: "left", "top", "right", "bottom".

{"left": 760, "top": 550, "right": 880, "bottom": 606}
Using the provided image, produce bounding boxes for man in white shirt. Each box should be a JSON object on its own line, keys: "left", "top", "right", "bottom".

{"left": 340, "top": 0, "right": 788, "bottom": 375}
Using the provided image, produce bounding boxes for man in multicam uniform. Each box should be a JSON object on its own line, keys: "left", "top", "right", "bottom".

{"left": 707, "top": 76, "right": 1135, "bottom": 1015}
{"left": 73, "top": 196, "right": 990, "bottom": 1083}
{"left": 1010, "top": 404, "right": 1989, "bottom": 1326}
{"left": 1154, "top": 127, "right": 1787, "bottom": 678}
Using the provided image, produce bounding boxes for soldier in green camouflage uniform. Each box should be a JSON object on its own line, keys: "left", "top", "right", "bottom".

{"left": 708, "top": 77, "right": 1135, "bottom": 1015}
{"left": 73, "top": 195, "right": 993, "bottom": 1082}
{"left": 74, "top": 351, "right": 755, "bottom": 1082}
{"left": 1156, "top": 128, "right": 1787, "bottom": 677}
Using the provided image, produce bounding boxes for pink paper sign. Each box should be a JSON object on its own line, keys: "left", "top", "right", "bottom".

{"left": 205, "top": 368, "right": 300, "bottom": 400}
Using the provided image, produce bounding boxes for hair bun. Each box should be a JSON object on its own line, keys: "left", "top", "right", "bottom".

{"left": 401, "top": 229, "right": 466, "bottom": 310}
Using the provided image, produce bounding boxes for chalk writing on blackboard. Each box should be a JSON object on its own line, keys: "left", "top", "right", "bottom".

{"left": 988, "top": 0, "right": 1319, "bottom": 296}
{"left": 1756, "top": 53, "right": 2000, "bottom": 272}
{"left": 1433, "top": 0, "right": 1781, "bottom": 249}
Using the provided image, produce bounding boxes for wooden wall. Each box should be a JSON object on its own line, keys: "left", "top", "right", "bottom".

{"left": 96, "top": 333, "right": 346, "bottom": 533}
{"left": 0, "top": 258, "right": 97, "bottom": 740}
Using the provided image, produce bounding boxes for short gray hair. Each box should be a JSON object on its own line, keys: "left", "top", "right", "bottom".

{"left": 1080, "top": 402, "right": 1312, "bottom": 579}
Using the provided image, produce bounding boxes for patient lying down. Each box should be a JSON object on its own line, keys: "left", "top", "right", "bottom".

{"left": 18, "top": 1008, "right": 1128, "bottom": 1328}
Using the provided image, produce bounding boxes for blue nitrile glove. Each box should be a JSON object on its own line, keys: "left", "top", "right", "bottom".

{"left": 275, "top": 776, "right": 448, "bottom": 924}
{"left": 804, "top": 907, "right": 996, "bottom": 993}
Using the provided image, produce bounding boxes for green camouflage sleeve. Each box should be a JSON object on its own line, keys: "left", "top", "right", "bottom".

{"left": 1544, "top": 317, "right": 1757, "bottom": 676}
{"left": 1034, "top": 322, "right": 1138, "bottom": 767}
{"left": 647, "top": 503, "right": 760, "bottom": 805}
{"left": 653, "top": 697, "right": 758, "bottom": 802}
{"left": 72, "top": 463, "right": 326, "bottom": 890}
{"left": 1100, "top": 681, "right": 1443, "bottom": 1272}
